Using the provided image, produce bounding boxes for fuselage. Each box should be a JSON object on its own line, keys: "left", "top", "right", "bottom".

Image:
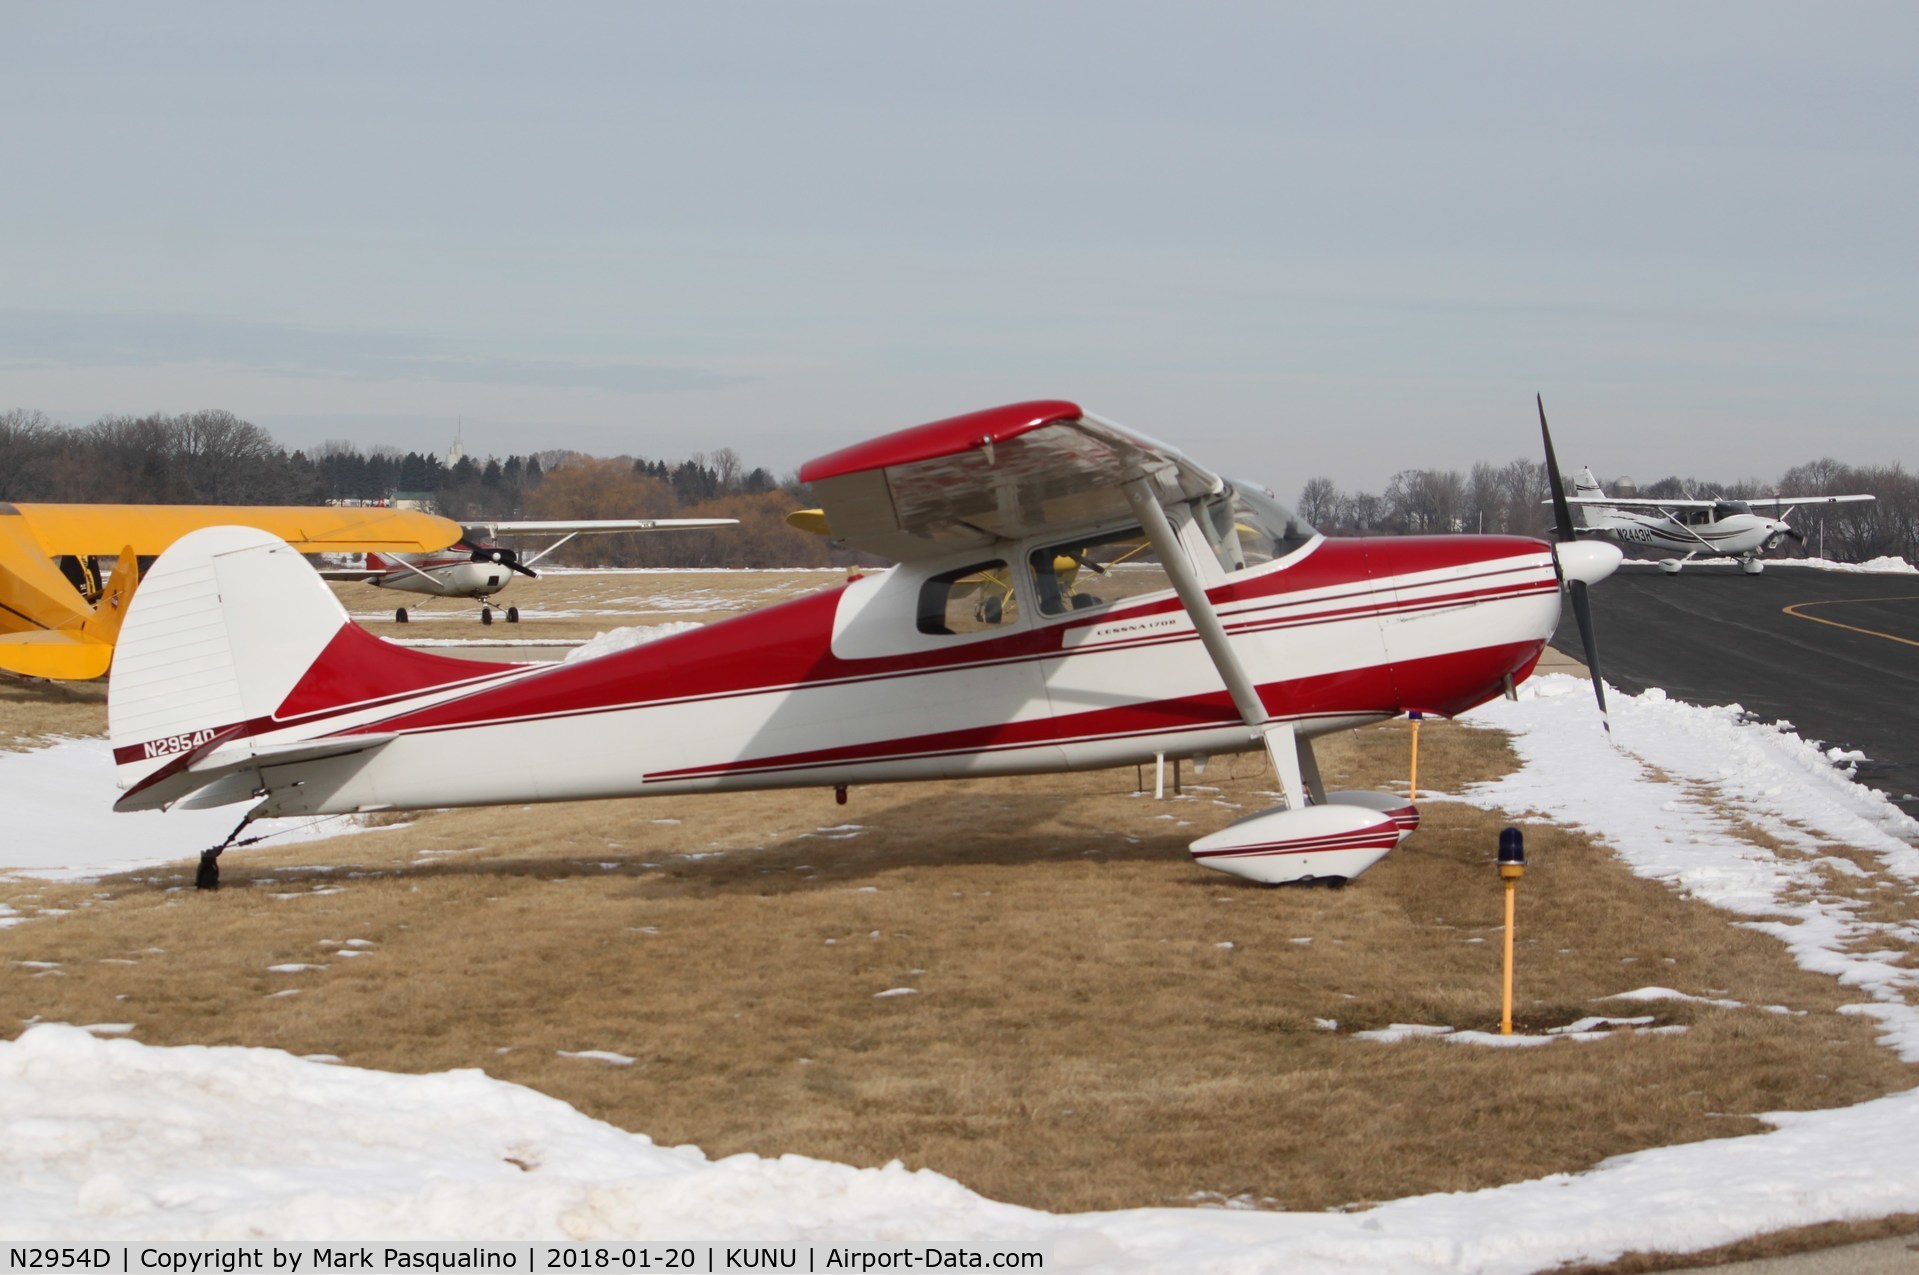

{"left": 231, "top": 532, "right": 1562, "bottom": 818}
{"left": 364, "top": 548, "right": 516, "bottom": 599}
{"left": 1578, "top": 506, "right": 1791, "bottom": 560}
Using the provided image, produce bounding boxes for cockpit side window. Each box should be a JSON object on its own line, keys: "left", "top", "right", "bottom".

{"left": 1198, "top": 483, "right": 1317, "bottom": 573}
{"left": 1028, "top": 528, "right": 1166, "bottom": 616}
{"left": 917, "top": 560, "right": 1018, "bottom": 635}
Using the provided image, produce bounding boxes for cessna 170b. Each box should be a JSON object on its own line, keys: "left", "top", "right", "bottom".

{"left": 106, "top": 399, "right": 1618, "bottom": 889}
{"left": 1563, "top": 468, "right": 1874, "bottom": 574}
{"left": 320, "top": 518, "right": 737, "bottom": 624}
{"left": 0, "top": 501, "right": 460, "bottom": 680}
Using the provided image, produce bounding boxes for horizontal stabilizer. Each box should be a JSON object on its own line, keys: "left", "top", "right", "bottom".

{"left": 0, "top": 631, "right": 115, "bottom": 681}
{"left": 116, "top": 732, "right": 399, "bottom": 812}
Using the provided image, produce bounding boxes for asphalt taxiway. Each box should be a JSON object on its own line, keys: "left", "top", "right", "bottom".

{"left": 1551, "top": 563, "right": 1919, "bottom": 818}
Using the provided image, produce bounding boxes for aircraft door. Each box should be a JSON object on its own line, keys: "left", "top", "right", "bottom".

{"left": 823, "top": 556, "right": 1064, "bottom": 782}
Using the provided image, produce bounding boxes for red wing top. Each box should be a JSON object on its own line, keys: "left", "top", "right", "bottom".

{"left": 799, "top": 400, "right": 1223, "bottom": 561}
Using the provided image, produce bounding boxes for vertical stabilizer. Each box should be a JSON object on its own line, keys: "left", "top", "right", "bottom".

{"left": 109, "top": 527, "right": 349, "bottom": 797}
{"left": 1572, "top": 468, "right": 1607, "bottom": 527}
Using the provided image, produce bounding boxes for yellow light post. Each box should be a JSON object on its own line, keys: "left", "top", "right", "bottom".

{"left": 1498, "top": 826, "right": 1526, "bottom": 1035}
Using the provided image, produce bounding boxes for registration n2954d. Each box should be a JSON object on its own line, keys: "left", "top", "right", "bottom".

{"left": 9, "top": 1252, "right": 114, "bottom": 1270}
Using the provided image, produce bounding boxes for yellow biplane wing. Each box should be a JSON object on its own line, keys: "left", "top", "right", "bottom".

{"left": 0, "top": 502, "right": 460, "bottom": 680}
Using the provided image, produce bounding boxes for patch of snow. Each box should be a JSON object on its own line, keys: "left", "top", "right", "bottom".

{"left": 564, "top": 622, "right": 706, "bottom": 663}
{"left": 557, "top": 1050, "right": 636, "bottom": 1066}
{"left": 1460, "top": 675, "right": 1919, "bottom": 1060}
{"left": 0, "top": 739, "right": 372, "bottom": 881}
{"left": 1603, "top": 986, "right": 1748, "bottom": 1011}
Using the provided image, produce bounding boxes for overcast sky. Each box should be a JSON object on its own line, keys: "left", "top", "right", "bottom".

{"left": 3, "top": 2, "right": 1913, "bottom": 492}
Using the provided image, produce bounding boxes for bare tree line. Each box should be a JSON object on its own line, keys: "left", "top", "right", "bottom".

{"left": 0, "top": 409, "right": 835, "bottom": 569}
{"left": 5, "top": 409, "right": 1910, "bottom": 565}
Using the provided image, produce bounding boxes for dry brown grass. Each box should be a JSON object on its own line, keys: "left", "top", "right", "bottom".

{"left": 3, "top": 573, "right": 1915, "bottom": 1221}
{"left": 0, "top": 674, "right": 107, "bottom": 752}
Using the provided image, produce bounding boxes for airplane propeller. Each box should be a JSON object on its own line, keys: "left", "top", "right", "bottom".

{"left": 470, "top": 545, "right": 539, "bottom": 579}
{"left": 1538, "top": 395, "right": 1614, "bottom": 740}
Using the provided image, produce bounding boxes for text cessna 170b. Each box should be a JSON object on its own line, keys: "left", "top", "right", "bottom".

{"left": 320, "top": 518, "right": 737, "bottom": 623}
{"left": 106, "top": 399, "right": 1618, "bottom": 889}
{"left": 1563, "top": 468, "right": 1874, "bottom": 574}
{"left": 0, "top": 501, "right": 460, "bottom": 681}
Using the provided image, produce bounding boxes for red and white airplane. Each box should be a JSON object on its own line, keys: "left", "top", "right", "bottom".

{"left": 105, "top": 400, "right": 1618, "bottom": 889}
{"left": 321, "top": 518, "right": 737, "bottom": 623}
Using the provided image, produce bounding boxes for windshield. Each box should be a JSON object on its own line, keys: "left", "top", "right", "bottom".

{"left": 1197, "top": 482, "right": 1318, "bottom": 573}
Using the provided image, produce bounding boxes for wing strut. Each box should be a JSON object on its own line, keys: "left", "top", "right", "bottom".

{"left": 519, "top": 532, "right": 581, "bottom": 568}
{"left": 1121, "top": 472, "right": 1314, "bottom": 810}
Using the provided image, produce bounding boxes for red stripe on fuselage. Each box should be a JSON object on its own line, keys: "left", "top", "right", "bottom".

{"left": 345, "top": 540, "right": 1550, "bottom": 740}
{"left": 636, "top": 639, "right": 1541, "bottom": 785}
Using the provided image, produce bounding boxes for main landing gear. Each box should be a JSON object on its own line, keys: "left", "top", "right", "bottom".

{"left": 392, "top": 603, "right": 520, "bottom": 624}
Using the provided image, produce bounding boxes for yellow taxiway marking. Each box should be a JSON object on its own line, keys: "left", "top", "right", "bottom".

{"left": 1781, "top": 596, "right": 1919, "bottom": 648}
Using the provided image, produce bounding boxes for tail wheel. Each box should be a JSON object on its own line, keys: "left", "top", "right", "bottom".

{"left": 395, "top": 607, "right": 409, "bottom": 623}
{"left": 506, "top": 607, "right": 520, "bottom": 623}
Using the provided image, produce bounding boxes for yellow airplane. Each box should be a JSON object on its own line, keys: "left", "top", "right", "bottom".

{"left": 0, "top": 502, "right": 461, "bottom": 680}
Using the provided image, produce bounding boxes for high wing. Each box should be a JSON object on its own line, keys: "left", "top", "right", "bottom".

{"left": 1561, "top": 496, "right": 1718, "bottom": 509}
{"left": 1, "top": 503, "right": 461, "bottom": 680}
{"left": 474, "top": 518, "right": 739, "bottom": 536}
{"left": 798, "top": 400, "right": 1222, "bottom": 562}
{"left": 1561, "top": 494, "right": 1875, "bottom": 509}
{"left": 7, "top": 504, "right": 460, "bottom": 556}
{"left": 1734, "top": 494, "right": 1875, "bottom": 509}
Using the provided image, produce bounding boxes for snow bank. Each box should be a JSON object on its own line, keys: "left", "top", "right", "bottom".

{"left": 1776, "top": 555, "right": 1917, "bottom": 574}
{"left": 10, "top": 1023, "right": 1919, "bottom": 1271}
